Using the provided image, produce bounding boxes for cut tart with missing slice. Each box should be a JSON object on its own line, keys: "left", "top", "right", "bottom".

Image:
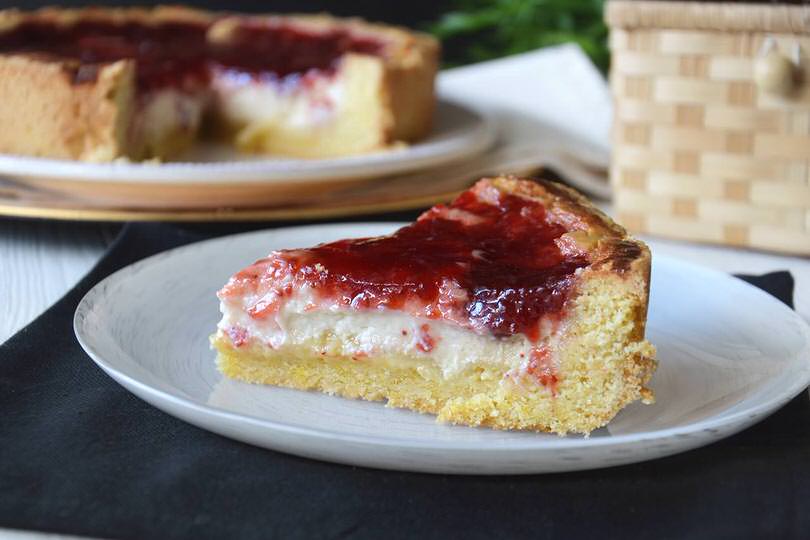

{"left": 0, "top": 6, "right": 438, "bottom": 161}
{"left": 212, "top": 176, "right": 656, "bottom": 435}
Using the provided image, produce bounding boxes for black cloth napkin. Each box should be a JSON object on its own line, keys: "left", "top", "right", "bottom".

{"left": 1, "top": 221, "right": 808, "bottom": 540}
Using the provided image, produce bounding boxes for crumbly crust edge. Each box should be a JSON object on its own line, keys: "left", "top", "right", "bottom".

{"left": 486, "top": 174, "right": 652, "bottom": 329}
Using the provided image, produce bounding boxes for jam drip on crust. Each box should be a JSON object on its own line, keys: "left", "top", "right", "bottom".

{"left": 221, "top": 181, "right": 591, "bottom": 341}
{"left": 0, "top": 19, "right": 385, "bottom": 90}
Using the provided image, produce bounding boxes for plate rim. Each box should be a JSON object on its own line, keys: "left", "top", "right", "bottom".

{"left": 0, "top": 98, "right": 495, "bottom": 185}
{"left": 74, "top": 223, "right": 810, "bottom": 453}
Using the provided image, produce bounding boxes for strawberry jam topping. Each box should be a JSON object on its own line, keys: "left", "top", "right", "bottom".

{"left": 211, "top": 20, "right": 382, "bottom": 78}
{"left": 221, "top": 181, "right": 590, "bottom": 341}
{"left": 527, "top": 346, "right": 558, "bottom": 394}
{"left": 0, "top": 18, "right": 384, "bottom": 90}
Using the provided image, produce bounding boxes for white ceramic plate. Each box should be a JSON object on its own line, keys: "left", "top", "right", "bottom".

{"left": 0, "top": 99, "right": 493, "bottom": 185}
{"left": 75, "top": 224, "right": 810, "bottom": 474}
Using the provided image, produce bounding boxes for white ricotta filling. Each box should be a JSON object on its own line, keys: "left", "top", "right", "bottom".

{"left": 217, "top": 286, "right": 541, "bottom": 379}
{"left": 130, "top": 89, "right": 208, "bottom": 152}
{"left": 210, "top": 69, "right": 344, "bottom": 132}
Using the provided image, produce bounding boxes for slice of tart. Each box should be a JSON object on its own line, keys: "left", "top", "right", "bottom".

{"left": 0, "top": 7, "right": 438, "bottom": 161}
{"left": 212, "top": 176, "right": 656, "bottom": 435}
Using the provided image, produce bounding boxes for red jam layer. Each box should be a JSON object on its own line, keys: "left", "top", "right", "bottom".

{"left": 212, "top": 20, "right": 382, "bottom": 78}
{"left": 224, "top": 182, "right": 590, "bottom": 341}
{"left": 0, "top": 18, "right": 385, "bottom": 90}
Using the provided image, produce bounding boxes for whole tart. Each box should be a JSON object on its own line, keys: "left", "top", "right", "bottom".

{"left": 0, "top": 6, "right": 438, "bottom": 161}
{"left": 212, "top": 176, "right": 657, "bottom": 435}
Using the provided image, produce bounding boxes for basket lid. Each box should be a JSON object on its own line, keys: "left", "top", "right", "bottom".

{"left": 606, "top": 1, "right": 810, "bottom": 34}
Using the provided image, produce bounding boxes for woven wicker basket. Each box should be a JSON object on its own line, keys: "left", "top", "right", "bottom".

{"left": 606, "top": 1, "right": 810, "bottom": 255}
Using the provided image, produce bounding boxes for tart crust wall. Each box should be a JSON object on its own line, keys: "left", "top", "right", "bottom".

{"left": 0, "top": 55, "right": 134, "bottom": 161}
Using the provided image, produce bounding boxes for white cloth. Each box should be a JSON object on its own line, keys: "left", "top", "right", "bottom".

{"left": 439, "top": 44, "right": 612, "bottom": 197}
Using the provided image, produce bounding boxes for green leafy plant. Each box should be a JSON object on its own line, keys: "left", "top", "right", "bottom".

{"left": 428, "top": 0, "right": 609, "bottom": 73}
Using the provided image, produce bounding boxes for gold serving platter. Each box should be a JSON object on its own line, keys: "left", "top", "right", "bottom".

{"left": 0, "top": 168, "right": 482, "bottom": 222}
{"left": 0, "top": 97, "right": 507, "bottom": 222}
{"left": 0, "top": 189, "right": 461, "bottom": 222}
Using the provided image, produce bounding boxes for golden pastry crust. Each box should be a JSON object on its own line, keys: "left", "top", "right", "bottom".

{"left": 0, "top": 6, "right": 439, "bottom": 161}
{"left": 494, "top": 176, "right": 656, "bottom": 422}
{"left": 0, "top": 55, "right": 134, "bottom": 161}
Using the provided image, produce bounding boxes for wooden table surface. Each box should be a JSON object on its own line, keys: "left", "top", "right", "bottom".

{"left": 2, "top": 220, "right": 118, "bottom": 342}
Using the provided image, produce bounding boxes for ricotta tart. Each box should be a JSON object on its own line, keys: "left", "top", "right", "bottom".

{"left": 212, "top": 177, "right": 656, "bottom": 434}
{"left": 0, "top": 6, "right": 438, "bottom": 161}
